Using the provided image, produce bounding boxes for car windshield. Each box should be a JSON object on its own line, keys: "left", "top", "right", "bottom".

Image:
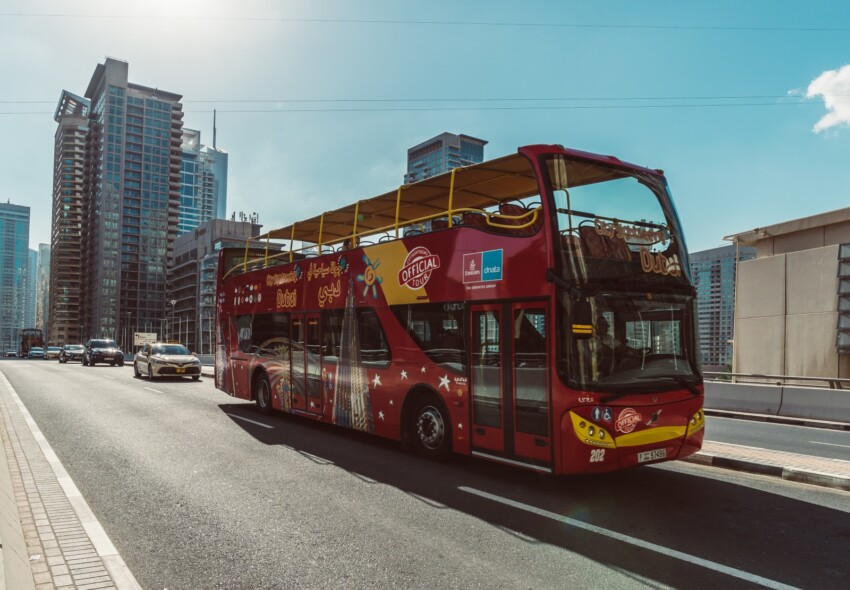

{"left": 92, "top": 340, "right": 118, "bottom": 348}
{"left": 66, "top": 345, "right": 84, "bottom": 351}
{"left": 153, "top": 345, "right": 191, "bottom": 355}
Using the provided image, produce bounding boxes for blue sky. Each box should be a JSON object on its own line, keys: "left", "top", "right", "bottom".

{"left": 2, "top": 0, "right": 850, "bottom": 254}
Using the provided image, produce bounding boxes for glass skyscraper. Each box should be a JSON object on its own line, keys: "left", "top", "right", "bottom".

{"left": 404, "top": 132, "right": 487, "bottom": 184}
{"left": 178, "top": 129, "right": 228, "bottom": 236}
{"left": 80, "top": 58, "right": 184, "bottom": 341}
{"left": 0, "top": 203, "right": 30, "bottom": 351}
{"left": 689, "top": 244, "right": 755, "bottom": 370}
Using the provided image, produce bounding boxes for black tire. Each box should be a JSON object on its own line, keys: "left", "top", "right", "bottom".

{"left": 110, "top": 361, "right": 115, "bottom": 366}
{"left": 82, "top": 356, "right": 87, "bottom": 366}
{"left": 192, "top": 375, "right": 200, "bottom": 381}
{"left": 133, "top": 363, "right": 141, "bottom": 378}
{"left": 147, "top": 364, "right": 155, "bottom": 380}
{"left": 409, "top": 395, "right": 452, "bottom": 461}
{"left": 254, "top": 373, "right": 272, "bottom": 415}
{"left": 117, "top": 359, "right": 124, "bottom": 367}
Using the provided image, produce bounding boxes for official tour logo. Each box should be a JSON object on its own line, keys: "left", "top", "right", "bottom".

{"left": 616, "top": 408, "right": 643, "bottom": 433}
{"left": 399, "top": 246, "right": 440, "bottom": 290}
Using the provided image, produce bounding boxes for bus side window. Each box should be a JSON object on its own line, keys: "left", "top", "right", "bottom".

{"left": 357, "top": 309, "right": 390, "bottom": 365}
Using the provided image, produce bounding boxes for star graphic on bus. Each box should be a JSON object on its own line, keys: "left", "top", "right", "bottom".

{"left": 457, "top": 423, "right": 463, "bottom": 431}
{"left": 438, "top": 374, "right": 450, "bottom": 391}
{"left": 421, "top": 366, "right": 426, "bottom": 373}
{"left": 400, "top": 369, "right": 408, "bottom": 380}
{"left": 378, "top": 411, "right": 385, "bottom": 421}
{"left": 372, "top": 373, "right": 382, "bottom": 388}
{"left": 356, "top": 254, "right": 383, "bottom": 299}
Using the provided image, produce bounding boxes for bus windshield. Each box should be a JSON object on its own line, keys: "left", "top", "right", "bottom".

{"left": 546, "top": 155, "right": 690, "bottom": 288}
{"left": 562, "top": 291, "right": 700, "bottom": 393}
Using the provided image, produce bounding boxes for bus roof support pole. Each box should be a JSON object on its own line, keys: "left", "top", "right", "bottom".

{"left": 318, "top": 214, "right": 325, "bottom": 254}
{"left": 448, "top": 168, "right": 458, "bottom": 227}
{"left": 264, "top": 234, "right": 270, "bottom": 267}
{"left": 242, "top": 240, "right": 250, "bottom": 273}
{"left": 352, "top": 201, "right": 360, "bottom": 245}
{"left": 395, "top": 187, "right": 403, "bottom": 238}
{"left": 289, "top": 224, "right": 296, "bottom": 262}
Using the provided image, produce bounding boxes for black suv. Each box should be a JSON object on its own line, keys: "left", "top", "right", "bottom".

{"left": 83, "top": 339, "right": 125, "bottom": 367}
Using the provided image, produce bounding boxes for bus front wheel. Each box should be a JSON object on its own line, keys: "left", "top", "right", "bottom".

{"left": 410, "top": 396, "right": 451, "bottom": 461}
{"left": 254, "top": 373, "right": 272, "bottom": 415}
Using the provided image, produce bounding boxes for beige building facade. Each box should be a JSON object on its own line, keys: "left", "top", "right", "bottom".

{"left": 726, "top": 207, "right": 850, "bottom": 378}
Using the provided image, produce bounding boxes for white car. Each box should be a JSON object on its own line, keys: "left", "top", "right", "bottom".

{"left": 134, "top": 343, "right": 202, "bottom": 380}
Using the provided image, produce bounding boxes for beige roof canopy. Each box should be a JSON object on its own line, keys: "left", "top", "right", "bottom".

{"left": 258, "top": 152, "right": 541, "bottom": 246}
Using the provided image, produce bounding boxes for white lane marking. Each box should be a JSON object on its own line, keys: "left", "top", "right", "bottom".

{"left": 225, "top": 413, "right": 274, "bottom": 429}
{"left": 810, "top": 441, "right": 850, "bottom": 449}
{"left": 459, "top": 486, "right": 800, "bottom": 590}
{"left": 0, "top": 371, "right": 142, "bottom": 589}
{"left": 144, "top": 387, "right": 163, "bottom": 394}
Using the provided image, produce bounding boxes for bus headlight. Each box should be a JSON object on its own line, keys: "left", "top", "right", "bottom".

{"left": 569, "top": 411, "right": 615, "bottom": 448}
{"left": 686, "top": 409, "right": 705, "bottom": 437}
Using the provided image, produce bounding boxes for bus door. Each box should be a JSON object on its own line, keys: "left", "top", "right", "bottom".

{"left": 291, "top": 315, "right": 322, "bottom": 415}
{"left": 470, "top": 303, "right": 551, "bottom": 468}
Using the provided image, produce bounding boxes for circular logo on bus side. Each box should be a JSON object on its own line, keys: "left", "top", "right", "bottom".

{"left": 616, "top": 408, "right": 643, "bottom": 433}
{"left": 398, "top": 246, "right": 441, "bottom": 290}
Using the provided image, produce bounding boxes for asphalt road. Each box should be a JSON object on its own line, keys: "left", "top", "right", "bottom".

{"left": 2, "top": 359, "right": 849, "bottom": 590}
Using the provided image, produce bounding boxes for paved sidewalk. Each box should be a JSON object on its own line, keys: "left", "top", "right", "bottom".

{"left": 0, "top": 372, "right": 140, "bottom": 590}
{"left": 684, "top": 440, "right": 850, "bottom": 491}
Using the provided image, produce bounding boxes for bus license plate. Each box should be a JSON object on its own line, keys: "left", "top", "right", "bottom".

{"left": 638, "top": 449, "right": 666, "bottom": 463}
{"left": 176, "top": 368, "right": 185, "bottom": 373}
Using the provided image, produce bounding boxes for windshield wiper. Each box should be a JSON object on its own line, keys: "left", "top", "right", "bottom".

{"left": 639, "top": 375, "right": 701, "bottom": 396}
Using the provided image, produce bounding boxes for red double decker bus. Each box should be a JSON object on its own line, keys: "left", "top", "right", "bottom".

{"left": 215, "top": 144, "right": 704, "bottom": 474}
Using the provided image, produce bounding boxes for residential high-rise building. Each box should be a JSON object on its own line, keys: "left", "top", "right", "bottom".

{"left": 25, "top": 249, "right": 38, "bottom": 330}
{"left": 404, "top": 132, "right": 487, "bottom": 184}
{"left": 689, "top": 244, "right": 755, "bottom": 370}
{"left": 37, "top": 244, "right": 51, "bottom": 339}
{"left": 0, "top": 202, "right": 30, "bottom": 352}
{"left": 178, "top": 129, "right": 228, "bottom": 236}
{"left": 49, "top": 90, "right": 88, "bottom": 346}
{"left": 79, "top": 58, "right": 184, "bottom": 341}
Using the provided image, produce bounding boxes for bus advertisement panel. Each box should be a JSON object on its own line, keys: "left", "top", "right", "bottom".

{"left": 215, "top": 144, "right": 704, "bottom": 475}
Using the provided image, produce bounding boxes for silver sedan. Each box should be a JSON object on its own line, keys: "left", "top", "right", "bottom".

{"left": 133, "top": 343, "right": 202, "bottom": 380}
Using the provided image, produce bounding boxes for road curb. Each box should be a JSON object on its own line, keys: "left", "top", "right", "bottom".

{"left": 684, "top": 452, "right": 850, "bottom": 492}
{"left": 704, "top": 409, "right": 850, "bottom": 431}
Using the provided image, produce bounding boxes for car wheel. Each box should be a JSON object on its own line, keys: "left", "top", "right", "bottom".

{"left": 147, "top": 364, "right": 155, "bottom": 380}
{"left": 254, "top": 373, "right": 272, "bottom": 415}
{"left": 192, "top": 375, "right": 200, "bottom": 381}
{"left": 110, "top": 361, "right": 115, "bottom": 366}
{"left": 133, "top": 362, "right": 141, "bottom": 378}
{"left": 117, "top": 359, "right": 124, "bottom": 367}
{"left": 409, "top": 395, "right": 452, "bottom": 461}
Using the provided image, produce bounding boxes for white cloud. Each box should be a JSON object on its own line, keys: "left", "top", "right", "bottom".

{"left": 806, "top": 64, "right": 850, "bottom": 133}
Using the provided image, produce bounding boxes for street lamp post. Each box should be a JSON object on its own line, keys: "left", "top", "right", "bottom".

{"left": 167, "top": 299, "right": 177, "bottom": 342}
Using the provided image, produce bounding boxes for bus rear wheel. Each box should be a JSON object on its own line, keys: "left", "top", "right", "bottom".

{"left": 254, "top": 373, "right": 272, "bottom": 415}
{"left": 410, "top": 396, "right": 451, "bottom": 461}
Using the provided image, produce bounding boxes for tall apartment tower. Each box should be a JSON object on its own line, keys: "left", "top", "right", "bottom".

{"left": 36, "top": 244, "right": 51, "bottom": 337}
{"left": 404, "top": 132, "right": 487, "bottom": 184}
{"left": 25, "top": 249, "right": 38, "bottom": 330}
{"left": 0, "top": 203, "right": 30, "bottom": 351}
{"left": 689, "top": 244, "right": 755, "bottom": 370}
{"left": 178, "top": 129, "right": 229, "bottom": 236}
{"left": 49, "top": 91, "right": 89, "bottom": 346}
{"left": 80, "top": 58, "right": 184, "bottom": 341}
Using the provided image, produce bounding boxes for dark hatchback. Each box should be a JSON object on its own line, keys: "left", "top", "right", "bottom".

{"left": 83, "top": 339, "right": 125, "bottom": 366}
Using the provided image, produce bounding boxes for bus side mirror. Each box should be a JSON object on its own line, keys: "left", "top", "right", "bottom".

{"left": 571, "top": 299, "right": 593, "bottom": 340}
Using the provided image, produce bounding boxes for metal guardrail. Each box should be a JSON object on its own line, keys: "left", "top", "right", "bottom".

{"left": 705, "top": 372, "right": 850, "bottom": 390}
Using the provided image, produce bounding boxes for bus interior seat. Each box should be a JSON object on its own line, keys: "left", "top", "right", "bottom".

{"left": 431, "top": 218, "right": 449, "bottom": 230}
{"left": 461, "top": 211, "right": 487, "bottom": 229}
{"left": 578, "top": 226, "right": 631, "bottom": 260}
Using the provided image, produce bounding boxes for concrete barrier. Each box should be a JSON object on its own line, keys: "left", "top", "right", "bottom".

{"left": 704, "top": 381, "right": 782, "bottom": 415}
{"left": 779, "top": 386, "right": 850, "bottom": 422}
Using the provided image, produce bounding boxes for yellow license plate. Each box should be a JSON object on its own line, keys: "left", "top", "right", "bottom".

{"left": 176, "top": 368, "right": 185, "bottom": 373}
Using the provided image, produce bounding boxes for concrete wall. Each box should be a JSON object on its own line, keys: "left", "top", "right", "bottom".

{"left": 735, "top": 245, "right": 840, "bottom": 377}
